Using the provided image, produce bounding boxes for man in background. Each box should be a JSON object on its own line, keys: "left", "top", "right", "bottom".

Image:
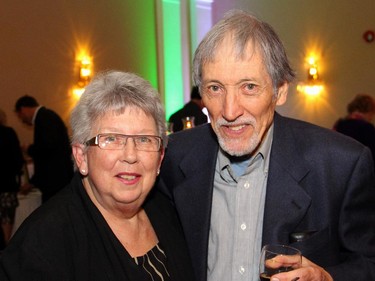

{"left": 333, "top": 93, "right": 375, "bottom": 163}
{"left": 168, "top": 86, "right": 208, "bottom": 132}
{"left": 15, "top": 95, "right": 73, "bottom": 202}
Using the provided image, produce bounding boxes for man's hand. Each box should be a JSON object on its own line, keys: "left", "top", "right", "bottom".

{"left": 270, "top": 256, "right": 333, "bottom": 281}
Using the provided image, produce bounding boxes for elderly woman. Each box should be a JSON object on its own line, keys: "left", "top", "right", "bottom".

{"left": 0, "top": 71, "right": 195, "bottom": 281}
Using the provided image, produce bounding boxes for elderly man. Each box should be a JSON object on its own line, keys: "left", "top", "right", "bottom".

{"left": 157, "top": 10, "right": 375, "bottom": 281}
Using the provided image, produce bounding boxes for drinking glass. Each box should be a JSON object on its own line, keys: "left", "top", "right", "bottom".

{"left": 182, "top": 116, "right": 195, "bottom": 130}
{"left": 259, "top": 244, "right": 301, "bottom": 280}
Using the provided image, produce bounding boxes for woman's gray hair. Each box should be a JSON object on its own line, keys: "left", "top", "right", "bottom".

{"left": 193, "top": 9, "right": 295, "bottom": 96}
{"left": 70, "top": 70, "right": 167, "bottom": 148}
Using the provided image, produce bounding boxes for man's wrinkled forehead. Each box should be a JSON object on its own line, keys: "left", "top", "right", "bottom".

{"left": 207, "top": 34, "right": 262, "bottom": 64}
{"left": 202, "top": 39, "right": 263, "bottom": 76}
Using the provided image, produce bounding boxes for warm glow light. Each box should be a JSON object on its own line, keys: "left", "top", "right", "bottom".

{"left": 68, "top": 44, "right": 94, "bottom": 109}
{"left": 307, "top": 55, "right": 319, "bottom": 80}
{"left": 72, "top": 87, "right": 85, "bottom": 99}
{"left": 70, "top": 51, "right": 93, "bottom": 103}
{"left": 78, "top": 55, "right": 92, "bottom": 83}
{"left": 309, "top": 67, "right": 317, "bottom": 76}
{"left": 297, "top": 52, "right": 323, "bottom": 96}
{"left": 305, "top": 85, "right": 323, "bottom": 96}
{"left": 74, "top": 52, "right": 92, "bottom": 99}
{"left": 80, "top": 67, "right": 91, "bottom": 77}
{"left": 297, "top": 83, "right": 324, "bottom": 97}
{"left": 80, "top": 57, "right": 91, "bottom": 76}
{"left": 81, "top": 56, "right": 91, "bottom": 65}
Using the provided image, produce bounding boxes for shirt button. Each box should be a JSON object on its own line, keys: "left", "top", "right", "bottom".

{"left": 244, "top": 182, "right": 250, "bottom": 189}
{"left": 239, "top": 266, "right": 245, "bottom": 274}
{"left": 240, "top": 223, "right": 247, "bottom": 230}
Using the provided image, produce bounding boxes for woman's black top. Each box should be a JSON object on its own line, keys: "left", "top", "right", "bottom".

{"left": 0, "top": 173, "right": 195, "bottom": 281}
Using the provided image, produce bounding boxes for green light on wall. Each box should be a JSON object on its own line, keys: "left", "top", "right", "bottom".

{"left": 120, "top": 0, "right": 159, "bottom": 89}
{"left": 162, "top": 0, "right": 184, "bottom": 120}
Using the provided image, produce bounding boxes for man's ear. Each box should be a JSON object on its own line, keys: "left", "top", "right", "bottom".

{"left": 72, "top": 144, "right": 88, "bottom": 175}
{"left": 276, "top": 82, "right": 289, "bottom": 106}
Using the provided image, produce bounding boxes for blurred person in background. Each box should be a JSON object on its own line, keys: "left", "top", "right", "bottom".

{"left": 0, "top": 71, "right": 195, "bottom": 281}
{"left": 0, "top": 109, "right": 24, "bottom": 248}
{"left": 14, "top": 95, "right": 73, "bottom": 202}
{"left": 168, "top": 86, "right": 208, "bottom": 132}
{"left": 333, "top": 93, "right": 375, "bottom": 162}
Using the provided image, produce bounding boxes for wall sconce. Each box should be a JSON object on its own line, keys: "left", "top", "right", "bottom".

{"left": 297, "top": 55, "right": 324, "bottom": 97}
{"left": 77, "top": 56, "right": 92, "bottom": 87}
{"left": 307, "top": 57, "right": 319, "bottom": 80}
{"left": 73, "top": 54, "right": 93, "bottom": 99}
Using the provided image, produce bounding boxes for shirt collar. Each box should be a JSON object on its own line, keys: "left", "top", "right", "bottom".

{"left": 32, "top": 106, "right": 42, "bottom": 125}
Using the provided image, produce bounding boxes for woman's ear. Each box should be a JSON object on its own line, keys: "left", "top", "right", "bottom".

{"left": 72, "top": 144, "right": 88, "bottom": 175}
{"left": 156, "top": 148, "right": 165, "bottom": 175}
{"left": 160, "top": 147, "right": 165, "bottom": 164}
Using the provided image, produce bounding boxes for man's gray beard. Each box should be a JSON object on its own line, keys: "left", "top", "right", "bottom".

{"left": 217, "top": 131, "right": 260, "bottom": 157}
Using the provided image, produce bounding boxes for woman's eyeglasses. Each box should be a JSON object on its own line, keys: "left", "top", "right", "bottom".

{"left": 85, "top": 133, "right": 162, "bottom": 152}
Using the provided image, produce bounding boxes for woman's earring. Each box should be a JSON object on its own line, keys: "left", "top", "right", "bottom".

{"left": 156, "top": 169, "right": 160, "bottom": 175}
{"left": 81, "top": 169, "right": 86, "bottom": 174}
